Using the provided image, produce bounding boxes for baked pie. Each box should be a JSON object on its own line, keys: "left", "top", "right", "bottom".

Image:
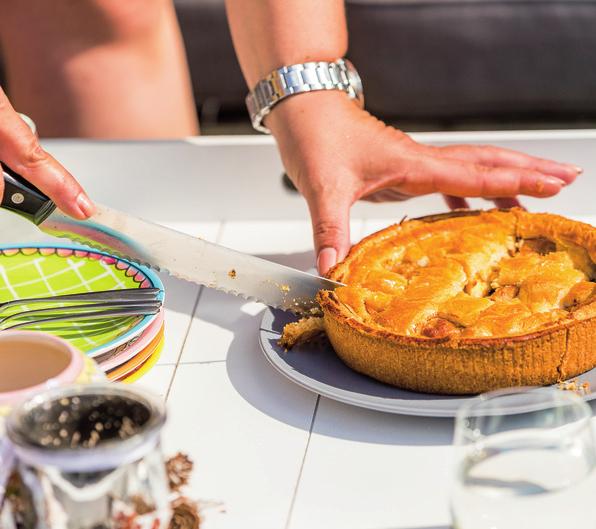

{"left": 307, "top": 209, "right": 595, "bottom": 395}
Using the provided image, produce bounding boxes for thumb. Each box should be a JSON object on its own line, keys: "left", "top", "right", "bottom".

{"left": 307, "top": 193, "right": 352, "bottom": 276}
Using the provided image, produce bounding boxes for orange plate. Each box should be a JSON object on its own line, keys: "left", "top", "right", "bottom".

{"left": 106, "top": 324, "right": 164, "bottom": 381}
{"left": 118, "top": 334, "right": 165, "bottom": 383}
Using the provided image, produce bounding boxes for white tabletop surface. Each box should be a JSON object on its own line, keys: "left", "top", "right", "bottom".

{"left": 3, "top": 130, "right": 595, "bottom": 529}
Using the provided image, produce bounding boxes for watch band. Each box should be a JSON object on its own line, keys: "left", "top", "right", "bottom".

{"left": 246, "top": 58, "right": 364, "bottom": 134}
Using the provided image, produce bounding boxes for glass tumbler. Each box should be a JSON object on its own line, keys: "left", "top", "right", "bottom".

{"left": 450, "top": 387, "right": 596, "bottom": 529}
{"left": 5, "top": 383, "right": 170, "bottom": 529}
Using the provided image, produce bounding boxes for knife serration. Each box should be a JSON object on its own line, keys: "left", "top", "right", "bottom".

{"left": 39, "top": 204, "right": 341, "bottom": 313}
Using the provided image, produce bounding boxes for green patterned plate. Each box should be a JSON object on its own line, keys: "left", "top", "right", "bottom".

{"left": 0, "top": 244, "right": 164, "bottom": 357}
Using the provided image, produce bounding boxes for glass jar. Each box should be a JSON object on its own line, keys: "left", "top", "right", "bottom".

{"left": 5, "top": 383, "right": 170, "bottom": 529}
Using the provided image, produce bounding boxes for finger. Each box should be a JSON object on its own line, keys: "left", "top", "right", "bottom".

{"left": 362, "top": 188, "right": 411, "bottom": 203}
{"left": 492, "top": 197, "right": 524, "bottom": 210}
{"left": 434, "top": 144, "right": 581, "bottom": 184}
{"left": 306, "top": 190, "right": 352, "bottom": 275}
{"left": 0, "top": 88, "right": 94, "bottom": 219}
{"left": 400, "top": 156, "right": 567, "bottom": 199}
{"left": 443, "top": 195, "right": 470, "bottom": 210}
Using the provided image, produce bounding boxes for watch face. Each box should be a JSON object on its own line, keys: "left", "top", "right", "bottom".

{"left": 343, "top": 59, "right": 364, "bottom": 107}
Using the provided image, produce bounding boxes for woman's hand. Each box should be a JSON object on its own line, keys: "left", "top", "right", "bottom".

{"left": 267, "top": 91, "right": 581, "bottom": 274}
{"left": 0, "top": 87, "right": 95, "bottom": 219}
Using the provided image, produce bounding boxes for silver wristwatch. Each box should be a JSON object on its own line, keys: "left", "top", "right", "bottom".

{"left": 246, "top": 58, "right": 364, "bottom": 133}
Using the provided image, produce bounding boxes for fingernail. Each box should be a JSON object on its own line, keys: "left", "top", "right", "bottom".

{"left": 540, "top": 176, "right": 566, "bottom": 192}
{"left": 561, "top": 163, "right": 582, "bottom": 175}
{"left": 76, "top": 193, "right": 96, "bottom": 218}
{"left": 317, "top": 247, "right": 337, "bottom": 275}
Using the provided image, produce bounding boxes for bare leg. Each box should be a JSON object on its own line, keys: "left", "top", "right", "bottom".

{"left": 0, "top": 0, "right": 199, "bottom": 138}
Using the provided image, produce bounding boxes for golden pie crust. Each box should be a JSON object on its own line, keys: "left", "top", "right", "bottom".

{"left": 317, "top": 209, "right": 596, "bottom": 395}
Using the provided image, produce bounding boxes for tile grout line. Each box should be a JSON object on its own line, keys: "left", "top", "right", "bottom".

{"left": 179, "top": 359, "right": 227, "bottom": 365}
{"left": 284, "top": 394, "right": 320, "bottom": 529}
{"left": 164, "top": 286, "right": 203, "bottom": 402}
{"left": 155, "top": 359, "right": 227, "bottom": 366}
{"left": 164, "top": 221, "right": 227, "bottom": 402}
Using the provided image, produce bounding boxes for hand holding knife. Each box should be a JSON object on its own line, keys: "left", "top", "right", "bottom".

{"left": 0, "top": 165, "right": 341, "bottom": 313}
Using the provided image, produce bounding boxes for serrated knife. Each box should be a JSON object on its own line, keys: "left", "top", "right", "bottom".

{"left": 0, "top": 166, "right": 341, "bottom": 313}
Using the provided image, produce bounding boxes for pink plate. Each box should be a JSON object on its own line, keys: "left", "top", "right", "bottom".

{"left": 94, "top": 309, "right": 164, "bottom": 371}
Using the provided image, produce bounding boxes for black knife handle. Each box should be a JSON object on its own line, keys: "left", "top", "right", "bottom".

{"left": 1, "top": 163, "right": 56, "bottom": 224}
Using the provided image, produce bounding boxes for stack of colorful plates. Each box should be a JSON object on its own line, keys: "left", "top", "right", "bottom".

{"left": 0, "top": 244, "right": 165, "bottom": 383}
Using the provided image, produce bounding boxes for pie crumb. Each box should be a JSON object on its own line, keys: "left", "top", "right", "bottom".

{"left": 558, "top": 378, "right": 591, "bottom": 396}
{"left": 280, "top": 317, "right": 325, "bottom": 349}
{"left": 228, "top": 269, "right": 236, "bottom": 279}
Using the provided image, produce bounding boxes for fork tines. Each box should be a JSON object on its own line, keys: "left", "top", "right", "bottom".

{"left": 0, "top": 288, "right": 163, "bottom": 330}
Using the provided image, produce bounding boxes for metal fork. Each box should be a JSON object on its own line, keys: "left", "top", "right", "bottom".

{"left": 0, "top": 288, "right": 161, "bottom": 312}
{"left": 0, "top": 288, "right": 162, "bottom": 330}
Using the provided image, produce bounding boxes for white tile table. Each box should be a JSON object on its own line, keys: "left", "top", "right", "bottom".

{"left": 3, "top": 130, "right": 595, "bottom": 529}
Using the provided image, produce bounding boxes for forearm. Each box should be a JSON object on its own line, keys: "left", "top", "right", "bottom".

{"left": 1, "top": 0, "right": 198, "bottom": 138}
{"left": 225, "top": 0, "right": 347, "bottom": 88}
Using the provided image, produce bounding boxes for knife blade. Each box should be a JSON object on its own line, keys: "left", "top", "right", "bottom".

{"left": 1, "top": 166, "right": 342, "bottom": 313}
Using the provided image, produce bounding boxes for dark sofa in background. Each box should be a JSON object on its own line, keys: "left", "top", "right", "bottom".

{"left": 174, "top": 0, "right": 596, "bottom": 132}
{"left": 3, "top": 0, "right": 596, "bottom": 133}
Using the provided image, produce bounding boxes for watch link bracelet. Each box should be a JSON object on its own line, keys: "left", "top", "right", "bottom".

{"left": 245, "top": 58, "right": 364, "bottom": 134}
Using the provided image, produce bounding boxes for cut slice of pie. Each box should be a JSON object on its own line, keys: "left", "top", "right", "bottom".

{"left": 315, "top": 209, "right": 596, "bottom": 395}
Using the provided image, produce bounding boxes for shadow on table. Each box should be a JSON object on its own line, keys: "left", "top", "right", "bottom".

{"left": 383, "top": 526, "right": 450, "bottom": 529}
{"left": 193, "top": 250, "right": 455, "bottom": 447}
{"left": 257, "top": 250, "right": 316, "bottom": 271}
{"left": 159, "top": 273, "right": 201, "bottom": 315}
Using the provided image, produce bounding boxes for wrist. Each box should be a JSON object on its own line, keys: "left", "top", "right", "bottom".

{"left": 266, "top": 90, "right": 360, "bottom": 139}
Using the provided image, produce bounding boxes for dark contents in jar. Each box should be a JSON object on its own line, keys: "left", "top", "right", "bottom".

{"left": 20, "top": 393, "right": 151, "bottom": 450}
